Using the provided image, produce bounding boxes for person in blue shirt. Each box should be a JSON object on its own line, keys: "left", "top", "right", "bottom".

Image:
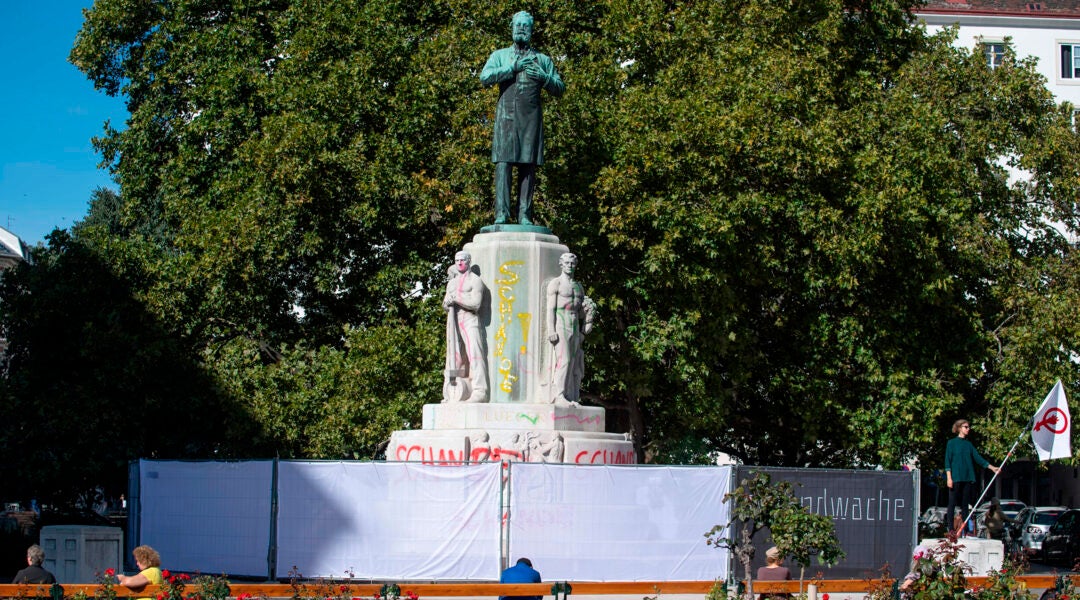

{"left": 500, "top": 557, "right": 542, "bottom": 600}
{"left": 945, "top": 419, "right": 1000, "bottom": 535}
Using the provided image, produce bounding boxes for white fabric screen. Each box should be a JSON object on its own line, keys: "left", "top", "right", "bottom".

{"left": 138, "top": 460, "right": 274, "bottom": 577}
{"left": 507, "top": 464, "right": 731, "bottom": 581}
{"left": 276, "top": 461, "right": 502, "bottom": 580}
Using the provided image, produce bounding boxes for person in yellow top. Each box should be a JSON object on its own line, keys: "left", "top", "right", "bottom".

{"left": 117, "top": 545, "right": 163, "bottom": 600}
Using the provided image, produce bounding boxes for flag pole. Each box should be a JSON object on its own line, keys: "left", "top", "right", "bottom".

{"left": 954, "top": 419, "right": 1033, "bottom": 537}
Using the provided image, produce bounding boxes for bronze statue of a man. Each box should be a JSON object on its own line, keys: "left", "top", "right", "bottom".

{"left": 480, "top": 11, "right": 565, "bottom": 226}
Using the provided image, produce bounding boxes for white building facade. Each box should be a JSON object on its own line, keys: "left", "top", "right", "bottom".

{"left": 919, "top": 4, "right": 1080, "bottom": 108}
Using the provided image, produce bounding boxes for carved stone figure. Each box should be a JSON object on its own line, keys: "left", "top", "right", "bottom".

{"left": 533, "top": 432, "right": 565, "bottom": 463}
{"left": 546, "top": 253, "right": 592, "bottom": 405}
{"left": 443, "top": 251, "right": 488, "bottom": 403}
{"left": 480, "top": 11, "right": 565, "bottom": 225}
{"left": 512, "top": 433, "right": 537, "bottom": 462}
{"left": 469, "top": 431, "right": 492, "bottom": 463}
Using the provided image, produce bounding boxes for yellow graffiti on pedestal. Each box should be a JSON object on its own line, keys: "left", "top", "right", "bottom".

{"left": 498, "top": 357, "right": 517, "bottom": 393}
{"left": 518, "top": 313, "right": 531, "bottom": 354}
{"left": 495, "top": 260, "right": 524, "bottom": 394}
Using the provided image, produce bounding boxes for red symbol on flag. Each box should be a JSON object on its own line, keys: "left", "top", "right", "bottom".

{"left": 1034, "top": 408, "right": 1069, "bottom": 435}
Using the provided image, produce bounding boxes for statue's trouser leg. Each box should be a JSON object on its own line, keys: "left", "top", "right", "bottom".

{"left": 494, "top": 163, "right": 514, "bottom": 224}
{"left": 462, "top": 323, "right": 488, "bottom": 402}
{"left": 517, "top": 163, "right": 536, "bottom": 224}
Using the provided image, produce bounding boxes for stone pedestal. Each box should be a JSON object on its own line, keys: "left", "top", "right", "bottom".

{"left": 919, "top": 538, "right": 1003, "bottom": 575}
{"left": 388, "top": 228, "right": 635, "bottom": 465}
{"left": 389, "top": 426, "right": 633, "bottom": 465}
{"left": 464, "top": 230, "right": 567, "bottom": 403}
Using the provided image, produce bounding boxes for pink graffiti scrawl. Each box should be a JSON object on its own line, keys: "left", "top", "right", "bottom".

{"left": 553, "top": 413, "right": 601, "bottom": 425}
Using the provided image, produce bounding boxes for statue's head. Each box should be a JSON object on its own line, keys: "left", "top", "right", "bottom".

{"left": 511, "top": 11, "right": 534, "bottom": 44}
{"left": 455, "top": 251, "right": 472, "bottom": 273}
{"left": 559, "top": 252, "right": 577, "bottom": 275}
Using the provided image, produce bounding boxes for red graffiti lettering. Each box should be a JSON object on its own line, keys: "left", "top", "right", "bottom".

{"left": 397, "top": 444, "right": 633, "bottom": 465}
{"left": 471, "top": 447, "right": 491, "bottom": 462}
{"left": 572, "top": 449, "right": 636, "bottom": 464}
{"left": 491, "top": 447, "right": 523, "bottom": 461}
{"left": 392, "top": 444, "right": 465, "bottom": 465}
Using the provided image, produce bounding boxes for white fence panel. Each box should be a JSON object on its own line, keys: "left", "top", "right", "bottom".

{"left": 138, "top": 460, "right": 274, "bottom": 577}
{"left": 507, "top": 464, "right": 731, "bottom": 581}
{"left": 275, "top": 461, "right": 502, "bottom": 580}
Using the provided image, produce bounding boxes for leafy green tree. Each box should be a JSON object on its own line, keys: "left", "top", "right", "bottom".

{"left": 707, "top": 473, "right": 844, "bottom": 598}
{"left": 578, "top": 6, "right": 1080, "bottom": 466}
{"left": 0, "top": 229, "right": 255, "bottom": 503}
{"left": 211, "top": 316, "right": 442, "bottom": 459}
{"left": 20, "top": 0, "right": 1077, "bottom": 495}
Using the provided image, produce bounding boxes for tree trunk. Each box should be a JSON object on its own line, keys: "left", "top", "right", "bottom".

{"left": 626, "top": 392, "right": 647, "bottom": 464}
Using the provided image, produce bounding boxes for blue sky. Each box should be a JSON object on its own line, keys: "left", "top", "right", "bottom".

{"left": 0, "top": 2, "right": 129, "bottom": 246}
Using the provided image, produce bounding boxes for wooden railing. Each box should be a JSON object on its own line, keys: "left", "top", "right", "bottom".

{"left": 0, "top": 577, "right": 1070, "bottom": 598}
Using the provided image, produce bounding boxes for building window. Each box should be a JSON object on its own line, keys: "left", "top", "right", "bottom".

{"left": 983, "top": 42, "right": 1005, "bottom": 68}
{"left": 1062, "top": 43, "right": 1080, "bottom": 78}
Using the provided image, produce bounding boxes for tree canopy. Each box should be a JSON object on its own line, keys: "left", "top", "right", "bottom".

{"left": 2, "top": 0, "right": 1079, "bottom": 502}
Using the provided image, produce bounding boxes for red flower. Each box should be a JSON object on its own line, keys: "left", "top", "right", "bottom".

{"left": 374, "top": 594, "right": 381, "bottom": 599}
{"left": 822, "top": 595, "right": 829, "bottom": 600}
{"left": 340, "top": 586, "right": 348, "bottom": 593}
{"left": 105, "top": 568, "right": 116, "bottom": 577}
{"left": 163, "top": 570, "right": 171, "bottom": 579}
{"left": 157, "top": 594, "right": 165, "bottom": 600}
{"left": 406, "top": 592, "right": 418, "bottom": 600}
{"left": 181, "top": 574, "right": 191, "bottom": 581}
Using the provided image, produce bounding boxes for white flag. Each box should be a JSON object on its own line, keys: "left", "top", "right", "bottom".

{"left": 1032, "top": 380, "right": 1072, "bottom": 461}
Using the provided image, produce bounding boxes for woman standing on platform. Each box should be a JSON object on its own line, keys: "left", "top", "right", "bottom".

{"left": 945, "top": 419, "right": 1000, "bottom": 535}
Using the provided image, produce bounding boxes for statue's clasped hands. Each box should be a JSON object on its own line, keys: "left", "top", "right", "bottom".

{"left": 514, "top": 55, "right": 547, "bottom": 83}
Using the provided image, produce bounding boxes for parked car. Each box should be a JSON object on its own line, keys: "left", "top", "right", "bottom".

{"left": 974, "top": 499, "right": 1028, "bottom": 537}
{"left": 1017, "top": 506, "right": 1068, "bottom": 559}
{"left": 977, "top": 499, "right": 1028, "bottom": 518}
{"left": 921, "top": 506, "right": 946, "bottom": 525}
{"left": 1041, "top": 508, "right": 1080, "bottom": 567}
{"left": 919, "top": 506, "right": 948, "bottom": 536}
